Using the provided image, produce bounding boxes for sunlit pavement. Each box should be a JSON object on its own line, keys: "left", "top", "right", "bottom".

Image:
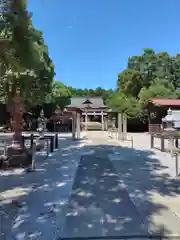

{"left": 62, "top": 132, "right": 180, "bottom": 239}
{"left": 1, "top": 132, "right": 180, "bottom": 239}
{"left": 61, "top": 152, "right": 147, "bottom": 238}
{"left": 0, "top": 136, "right": 84, "bottom": 240}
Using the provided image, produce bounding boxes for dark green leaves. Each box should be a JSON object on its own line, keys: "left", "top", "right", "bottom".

{"left": 108, "top": 49, "right": 180, "bottom": 119}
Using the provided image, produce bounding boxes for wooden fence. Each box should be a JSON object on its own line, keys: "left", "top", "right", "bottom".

{"left": 148, "top": 124, "right": 162, "bottom": 134}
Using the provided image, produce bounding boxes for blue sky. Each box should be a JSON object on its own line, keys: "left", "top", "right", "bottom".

{"left": 27, "top": 0, "right": 180, "bottom": 89}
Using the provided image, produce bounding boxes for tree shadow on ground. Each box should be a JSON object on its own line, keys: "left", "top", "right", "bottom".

{"left": 61, "top": 143, "right": 180, "bottom": 239}
{"left": 1, "top": 137, "right": 180, "bottom": 239}
{"left": 0, "top": 136, "right": 83, "bottom": 239}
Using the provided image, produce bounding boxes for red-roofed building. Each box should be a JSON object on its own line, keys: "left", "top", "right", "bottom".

{"left": 149, "top": 98, "right": 180, "bottom": 107}
{"left": 147, "top": 98, "right": 180, "bottom": 133}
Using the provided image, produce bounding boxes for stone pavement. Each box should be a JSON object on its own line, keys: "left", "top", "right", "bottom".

{"left": 111, "top": 132, "right": 179, "bottom": 178}
{"left": 106, "top": 131, "right": 180, "bottom": 237}
{"left": 1, "top": 131, "right": 180, "bottom": 239}
{"left": 0, "top": 135, "right": 88, "bottom": 240}
{"left": 61, "top": 151, "right": 147, "bottom": 238}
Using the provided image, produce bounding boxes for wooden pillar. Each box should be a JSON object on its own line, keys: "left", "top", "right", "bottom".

{"left": 118, "top": 113, "right": 122, "bottom": 140}
{"left": 76, "top": 112, "right": 81, "bottom": 140}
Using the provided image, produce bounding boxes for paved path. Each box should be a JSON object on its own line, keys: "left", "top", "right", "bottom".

{"left": 106, "top": 131, "right": 180, "bottom": 236}
{"left": 1, "top": 132, "right": 180, "bottom": 239}
{"left": 62, "top": 145, "right": 147, "bottom": 238}
{"left": 0, "top": 135, "right": 85, "bottom": 240}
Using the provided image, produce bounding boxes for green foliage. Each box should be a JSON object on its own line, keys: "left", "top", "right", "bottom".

{"left": 108, "top": 48, "right": 180, "bottom": 120}
{"left": 117, "top": 69, "right": 143, "bottom": 97}
{"left": 142, "top": 48, "right": 155, "bottom": 56}
{"left": 138, "top": 83, "right": 176, "bottom": 107}
{"left": 67, "top": 86, "right": 113, "bottom": 102}
{"left": 108, "top": 92, "right": 139, "bottom": 119}
{"left": 45, "top": 81, "right": 71, "bottom": 110}
{"left": 0, "top": 0, "right": 54, "bottom": 109}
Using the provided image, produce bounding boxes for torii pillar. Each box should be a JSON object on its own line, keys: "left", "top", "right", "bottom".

{"left": 72, "top": 112, "right": 76, "bottom": 140}
{"left": 122, "top": 113, "right": 127, "bottom": 140}
{"left": 76, "top": 112, "right": 81, "bottom": 140}
{"left": 117, "top": 113, "right": 122, "bottom": 140}
{"left": 117, "top": 112, "right": 127, "bottom": 140}
{"left": 72, "top": 111, "right": 81, "bottom": 140}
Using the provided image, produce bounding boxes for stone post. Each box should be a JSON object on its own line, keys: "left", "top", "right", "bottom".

{"left": 76, "top": 112, "right": 81, "bottom": 140}
{"left": 118, "top": 113, "right": 122, "bottom": 140}
{"left": 112, "top": 117, "right": 116, "bottom": 128}
{"left": 150, "top": 135, "right": 154, "bottom": 148}
{"left": 122, "top": 113, "right": 127, "bottom": 140}
{"left": 85, "top": 112, "right": 88, "bottom": 130}
{"left": 175, "top": 153, "right": 179, "bottom": 177}
{"left": 101, "top": 111, "right": 104, "bottom": 131}
{"left": 72, "top": 112, "right": 76, "bottom": 140}
{"left": 112, "top": 117, "right": 116, "bottom": 139}
{"left": 104, "top": 117, "right": 108, "bottom": 131}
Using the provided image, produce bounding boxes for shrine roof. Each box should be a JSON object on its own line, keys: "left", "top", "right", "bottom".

{"left": 67, "top": 96, "right": 107, "bottom": 109}
{"left": 149, "top": 98, "right": 180, "bottom": 106}
{"left": 49, "top": 108, "right": 81, "bottom": 121}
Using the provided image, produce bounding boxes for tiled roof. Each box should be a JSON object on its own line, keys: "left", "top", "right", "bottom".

{"left": 67, "top": 96, "right": 107, "bottom": 108}
{"left": 149, "top": 98, "right": 180, "bottom": 106}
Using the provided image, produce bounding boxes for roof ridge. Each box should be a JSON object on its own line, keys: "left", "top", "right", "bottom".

{"left": 150, "top": 97, "right": 177, "bottom": 99}
{"left": 149, "top": 98, "right": 180, "bottom": 106}
{"left": 71, "top": 96, "right": 103, "bottom": 98}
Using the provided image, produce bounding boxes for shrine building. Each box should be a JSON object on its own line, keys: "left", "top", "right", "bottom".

{"left": 67, "top": 96, "right": 108, "bottom": 131}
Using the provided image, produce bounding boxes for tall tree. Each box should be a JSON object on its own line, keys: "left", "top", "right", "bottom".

{"left": 0, "top": 0, "right": 55, "bottom": 108}
{"left": 109, "top": 48, "right": 180, "bottom": 119}
{"left": 117, "top": 69, "right": 143, "bottom": 97}
{"left": 45, "top": 81, "right": 71, "bottom": 110}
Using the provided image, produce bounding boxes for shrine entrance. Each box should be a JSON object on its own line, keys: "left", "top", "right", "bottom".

{"left": 49, "top": 107, "right": 82, "bottom": 140}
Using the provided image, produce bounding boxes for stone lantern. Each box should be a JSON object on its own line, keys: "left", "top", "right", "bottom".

{"left": 36, "top": 109, "right": 47, "bottom": 151}
{"left": 162, "top": 108, "right": 176, "bottom": 135}
{"left": 162, "top": 108, "right": 180, "bottom": 153}
{"left": 37, "top": 109, "right": 47, "bottom": 135}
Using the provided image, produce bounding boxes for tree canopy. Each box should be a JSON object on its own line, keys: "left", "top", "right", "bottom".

{"left": 0, "top": 0, "right": 55, "bottom": 109}
{"left": 108, "top": 48, "right": 180, "bottom": 119}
